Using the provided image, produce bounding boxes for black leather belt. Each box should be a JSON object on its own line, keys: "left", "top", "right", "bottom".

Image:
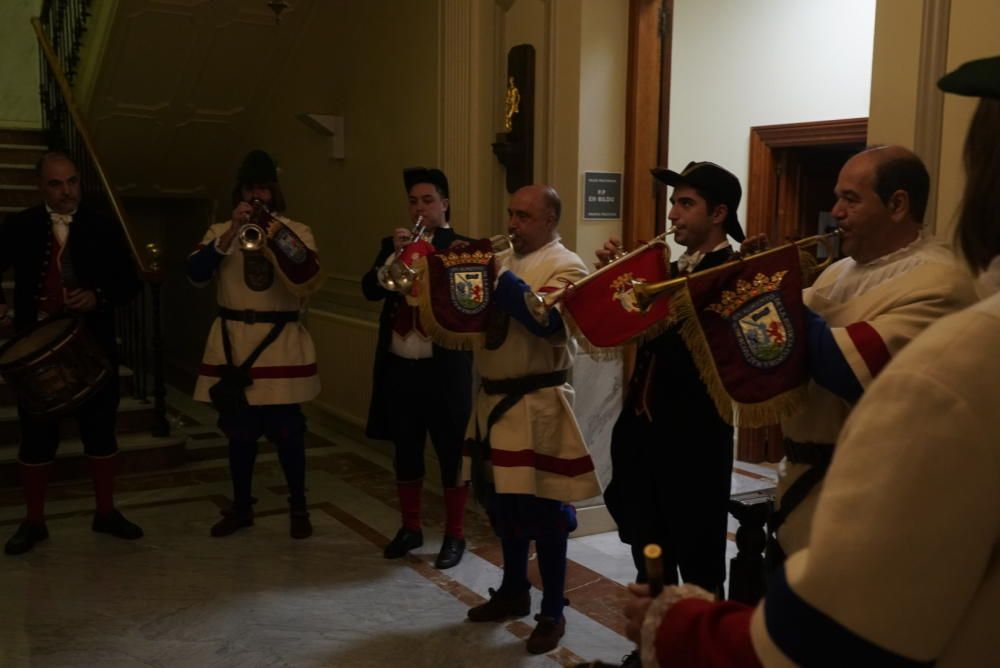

{"left": 218, "top": 308, "right": 299, "bottom": 325}
{"left": 481, "top": 370, "right": 568, "bottom": 396}
{"left": 766, "top": 438, "right": 836, "bottom": 570}
{"left": 783, "top": 438, "right": 834, "bottom": 468}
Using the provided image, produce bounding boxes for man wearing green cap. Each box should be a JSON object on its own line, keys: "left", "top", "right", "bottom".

{"left": 615, "top": 55, "right": 1000, "bottom": 668}
{"left": 187, "top": 149, "right": 322, "bottom": 540}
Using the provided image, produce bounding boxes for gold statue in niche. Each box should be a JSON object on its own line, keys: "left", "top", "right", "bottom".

{"left": 504, "top": 76, "right": 520, "bottom": 132}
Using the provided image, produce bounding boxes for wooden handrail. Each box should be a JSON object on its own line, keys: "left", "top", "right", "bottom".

{"left": 31, "top": 16, "right": 160, "bottom": 282}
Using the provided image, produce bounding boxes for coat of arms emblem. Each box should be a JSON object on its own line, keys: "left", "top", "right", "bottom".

{"left": 731, "top": 294, "right": 794, "bottom": 368}
{"left": 449, "top": 266, "right": 489, "bottom": 315}
{"left": 610, "top": 272, "right": 642, "bottom": 313}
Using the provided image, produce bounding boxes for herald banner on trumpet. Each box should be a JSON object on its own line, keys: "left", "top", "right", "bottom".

{"left": 560, "top": 241, "right": 680, "bottom": 348}
{"left": 415, "top": 238, "right": 499, "bottom": 349}
{"left": 677, "top": 243, "right": 809, "bottom": 427}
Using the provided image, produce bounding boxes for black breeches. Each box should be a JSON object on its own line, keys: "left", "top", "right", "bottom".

{"left": 385, "top": 354, "right": 466, "bottom": 485}
{"left": 606, "top": 411, "right": 734, "bottom": 591}
{"left": 18, "top": 371, "right": 121, "bottom": 465}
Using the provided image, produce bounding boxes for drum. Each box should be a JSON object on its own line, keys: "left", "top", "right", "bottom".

{"left": 0, "top": 316, "right": 111, "bottom": 416}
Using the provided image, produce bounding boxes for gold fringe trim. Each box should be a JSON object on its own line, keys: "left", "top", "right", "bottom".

{"left": 413, "top": 257, "right": 485, "bottom": 351}
{"left": 561, "top": 281, "right": 687, "bottom": 354}
{"left": 733, "top": 384, "right": 810, "bottom": 428}
{"left": 560, "top": 311, "right": 622, "bottom": 361}
{"left": 674, "top": 288, "right": 807, "bottom": 428}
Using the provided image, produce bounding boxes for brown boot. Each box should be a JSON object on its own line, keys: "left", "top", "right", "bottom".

{"left": 467, "top": 587, "right": 531, "bottom": 622}
{"left": 526, "top": 614, "right": 566, "bottom": 654}
{"left": 210, "top": 507, "right": 254, "bottom": 537}
{"left": 290, "top": 509, "right": 312, "bottom": 539}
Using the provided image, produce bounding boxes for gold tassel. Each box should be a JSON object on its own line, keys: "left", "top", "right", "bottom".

{"left": 413, "top": 257, "right": 485, "bottom": 351}
{"left": 676, "top": 287, "right": 809, "bottom": 427}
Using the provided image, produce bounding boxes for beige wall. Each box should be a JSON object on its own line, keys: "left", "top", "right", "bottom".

{"left": 0, "top": 0, "right": 44, "bottom": 128}
{"left": 868, "top": 0, "right": 923, "bottom": 148}
{"left": 242, "top": 0, "right": 442, "bottom": 428}
{"left": 498, "top": 0, "right": 629, "bottom": 262}
{"left": 869, "top": 0, "right": 1000, "bottom": 240}
{"left": 937, "top": 0, "right": 1000, "bottom": 238}
{"left": 576, "top": 0, "right": 629, "bottom": 264}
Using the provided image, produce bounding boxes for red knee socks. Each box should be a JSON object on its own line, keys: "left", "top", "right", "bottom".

{"left": 88, "top": 456, "right": 116, "bottom": 516}
{"left": 443, "top": 484, "right": 468, "bottom": 539}
{"left": 21, "top": 463, "right": 50, "bottom": 524}
{"left": 397, "top": 480, "right": 422, "bottom": 531}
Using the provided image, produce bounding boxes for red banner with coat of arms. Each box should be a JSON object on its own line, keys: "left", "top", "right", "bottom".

{"left": 677, "top": 244, "right": 809, "bottom": 427}
{"left": 561, "top": 241, "right": 684, "bottom": 349}
{"left": 415, "top": 238, "right": 497, "bottom": 350}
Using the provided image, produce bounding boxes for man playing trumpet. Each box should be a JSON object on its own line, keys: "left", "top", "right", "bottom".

{"left": 601, "top": 162, "right": 744, "bottom": 631}
{"left": 187, "top": 149, "right": 322, "bottom": 540}
{"left": 463, "top": 185, "right": 601, "bottom": 655}
{"left": 362, "top": 167, "right": 473, "bottom": 569}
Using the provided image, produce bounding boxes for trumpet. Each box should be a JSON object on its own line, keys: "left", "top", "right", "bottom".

{"left": 378, "top": 216, "right": 427, "bottom": 293}
{"left": 630, "top": 229, "right": 842, "bottom": 311}
{"left": 238, "top": 199, "right": 278, "bottom": 251}
{"left": 525, "top": 227, "right": 677, "bottom": 319}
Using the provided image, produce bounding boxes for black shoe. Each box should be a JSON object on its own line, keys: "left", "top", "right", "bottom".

{"left": 290, "top": 509, "right": 313, "bottom": 539}
{"left": 92, "top": 509, "right": 144, "bottom": 540}
{"left": 620, "top": 650, "right": 641, "bottom": 667}
{"left": 383, "top": 527, "right": 423, "bottom": 559}
{"left": 4, "top": 522, "right": 49, "bottom": 555}
{"left": 210, "top": 507, "right": 254, "bottom": 538}
{"left": 467, "top": 587, "right": 531, "bottom": 622}
{"left": 526, "top": 614, "right": 566, "bottom": 654}
{"left": 434, "top": 535, "right": 466, "bottom": 569}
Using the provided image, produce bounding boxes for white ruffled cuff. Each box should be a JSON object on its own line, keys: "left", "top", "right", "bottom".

{"left": 639, "top": 584, "right": 716, "bottom": 668}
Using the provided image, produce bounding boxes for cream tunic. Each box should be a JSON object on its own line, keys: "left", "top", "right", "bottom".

{"left": 752, "top": 290, "right": 1000, "bottom": 667}
{"left": 191, "top": 219, "right": 321, "bottom": 406}
{"left": 777, "top": 235, "right": 977, "bottom": 554}
{"left": 463, "top": 238, "right": 602, "bottom": 502}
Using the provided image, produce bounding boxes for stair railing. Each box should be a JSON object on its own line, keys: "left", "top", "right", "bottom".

{"left": 33, "top": 3, "right": 169, "bottom": 437}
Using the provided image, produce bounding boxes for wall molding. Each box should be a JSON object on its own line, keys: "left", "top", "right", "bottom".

{"left": 913, "top": 0, "right": 951, "bottom": 234}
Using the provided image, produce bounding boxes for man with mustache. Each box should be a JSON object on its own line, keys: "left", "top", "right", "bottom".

{"left": 463, "top": 184, "right": 601, "bottom": 655}
{"left": 1, "top": 152, "right": 141, "bottom": 555}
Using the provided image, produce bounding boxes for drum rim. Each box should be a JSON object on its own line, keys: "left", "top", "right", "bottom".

{"left": 0, "top": 315, "right": 80, "bottom": 367}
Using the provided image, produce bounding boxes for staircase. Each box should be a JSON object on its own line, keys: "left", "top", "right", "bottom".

{"left": 0, "top": 126, "right": 186, "bottom": 488}
{"left": 0, "top": 128, "right": 45, "bottom": 226}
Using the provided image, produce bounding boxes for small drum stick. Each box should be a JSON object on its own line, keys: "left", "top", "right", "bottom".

{"left": 644, "top": 543, "right": 665, "bottom": 598}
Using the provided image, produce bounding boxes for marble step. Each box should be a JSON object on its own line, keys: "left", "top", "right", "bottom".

{"left": 0, "top": 431, "right": 186, "bottom": 488}
{"left": 0, "top": 145, "right": 46, "bottom": 165}
{"left": 0, "top": 396, "right": 157, "bottom": 443}
{"left": 0, "top": 163, "right": 35, "bottom": 186}
{"left": 0, "top": 365, "right": 135, "bottom": 406}
{"left": 0, "top": 184, "right": 39, "bottom": 208}
{"left": 0, "top": 129, "right": 45, "bottom": 145}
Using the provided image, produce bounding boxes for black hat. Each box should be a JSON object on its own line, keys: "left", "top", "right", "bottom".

{"left": 938, "top": 55, "right": 1000, "bottom": 100}
{"left": 237, "top": 149, "right": 278, "bottom": 185}
{"left": 651, "top": 161, "right": 744, "bottom": 242}
{"left": 403, "top": 166, "right": 450, "bottom": 220}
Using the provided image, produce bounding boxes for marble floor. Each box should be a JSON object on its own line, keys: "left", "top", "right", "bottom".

{"left": 0, "top": 410, "right": 777, "bottom": 668}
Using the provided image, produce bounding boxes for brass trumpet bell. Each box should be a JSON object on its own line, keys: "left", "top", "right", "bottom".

{"left": 238, "top": 223, "right": 266, "bottom": 251}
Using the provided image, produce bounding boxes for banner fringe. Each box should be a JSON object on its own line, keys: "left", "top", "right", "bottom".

{"left": 676, "top": 284, "right": 809, "bottom": 428}
{"left": 414, "top": 257, "right": 485, "bottom": 351}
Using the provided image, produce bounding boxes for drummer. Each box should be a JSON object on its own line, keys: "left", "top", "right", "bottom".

{"left": 0, "top": 152, "right": 142, "bottom": 556}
